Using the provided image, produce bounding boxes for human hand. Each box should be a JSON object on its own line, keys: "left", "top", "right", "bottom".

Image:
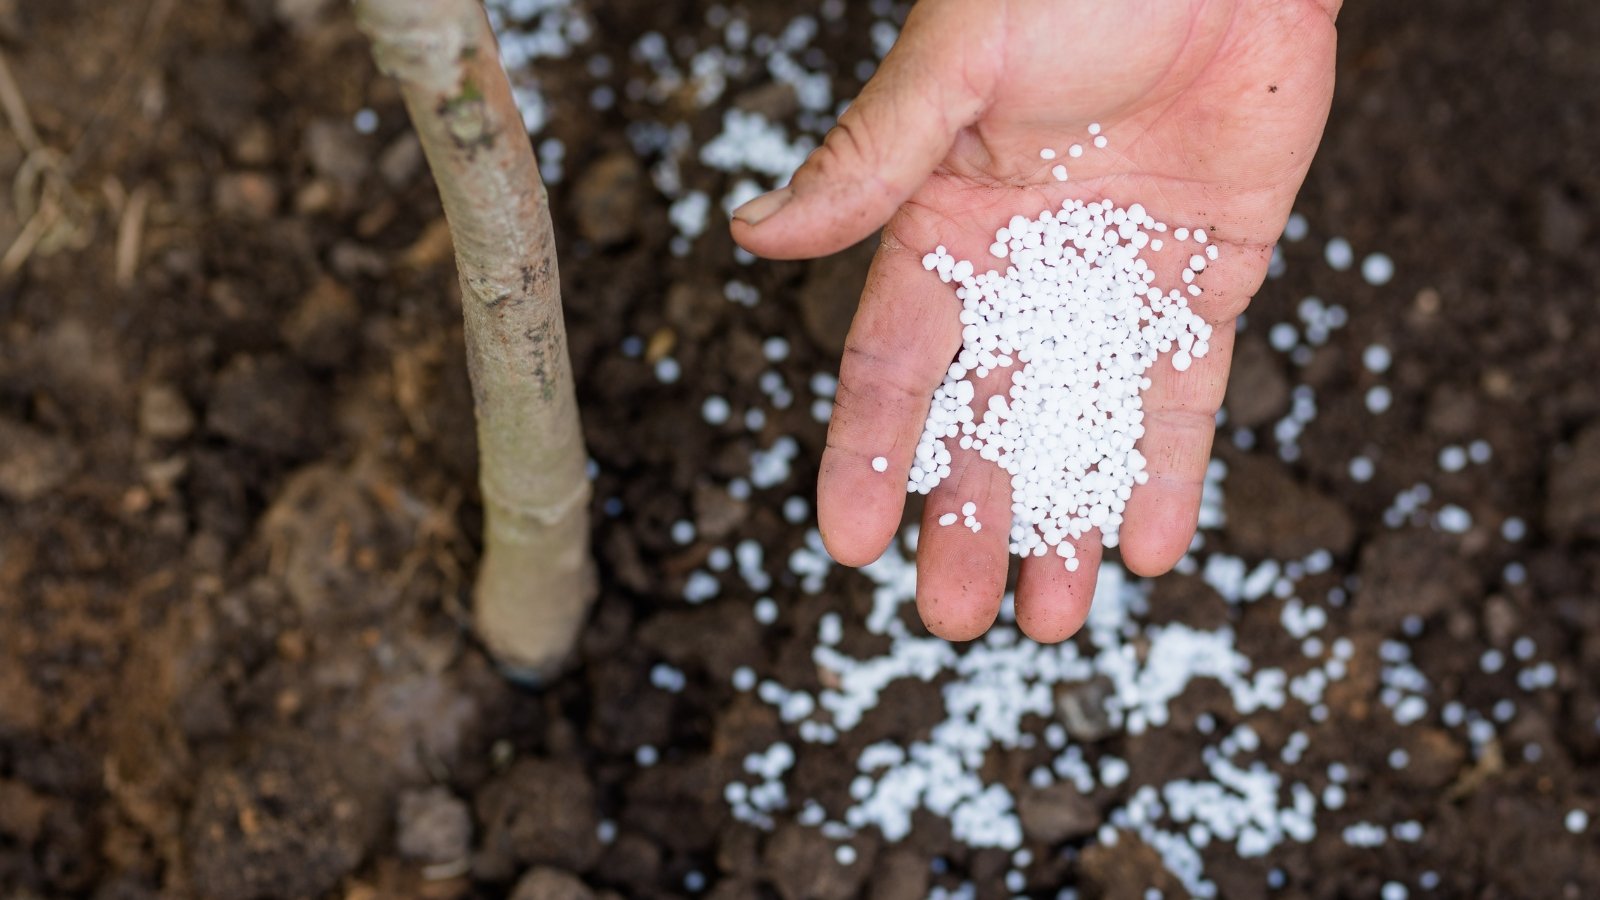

{"left": 731, "top": 0, "right": 1339, "bottom": 642}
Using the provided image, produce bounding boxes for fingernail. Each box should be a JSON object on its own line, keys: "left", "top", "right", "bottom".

{"left": 732, "top": 188, "right": 793, "bottom": 226}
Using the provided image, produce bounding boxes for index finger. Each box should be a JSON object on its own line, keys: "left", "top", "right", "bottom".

{"left": 817, "top": 225, "right": 962, "bottom": 566}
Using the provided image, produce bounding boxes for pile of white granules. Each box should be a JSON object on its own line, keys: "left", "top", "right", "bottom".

{"left": 907, "top": 178, "right": 1216, "bottom": 570}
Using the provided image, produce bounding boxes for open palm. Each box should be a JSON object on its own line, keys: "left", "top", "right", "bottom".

{"left": 733, "top": 0, "right": 1339, "bottom": 642}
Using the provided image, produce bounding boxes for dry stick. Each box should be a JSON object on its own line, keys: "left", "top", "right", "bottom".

{"left": 355, "top": 0, "right": 595, "bottom": 676}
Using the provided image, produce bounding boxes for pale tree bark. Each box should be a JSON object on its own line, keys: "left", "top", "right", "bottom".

{"left": 355, "top": 0, "right": 595, "bottom": 677}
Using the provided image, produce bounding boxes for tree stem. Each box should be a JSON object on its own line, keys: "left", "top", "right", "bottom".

{"left": 355, "top": 0, "right": 595, "bottom": 677}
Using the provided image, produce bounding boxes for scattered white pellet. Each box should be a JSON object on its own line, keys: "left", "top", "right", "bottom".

{"left": 1381, "top": 882, "right": 1408, "bottom": 900}
{"left": 1040, "top": 148, "right": 1057, "bottom": 160}
{"left": 835, "top": 844, "right": 857, "bottom": 865}
{"left": 1343, "top": 822, "right": 1387, "bottom": 847}
{"left": 1268, "top": 323, "right": 1299, "bottom": 352}
{"left": 939, "top": 513, "right": 958, "bottom": 527}
{"left": 671, "top": 519, "right": 697, "bottom": 545}
{"left": 1362, "top": 343, "right": 1392, "bottom": 373}
{"left": 683, "top": 571, "right": 720, "bottom": 604}
{"left": 1284, "top": 212, "right": 1309, "bottom": 242}
{"left": 1432, "top": 446, "right": 1467, "bottom": 475}
{"left": 753, "top": 596, "right": 779, "bottom": 624}
{"left": 783, "top": 496, "right": 810, "bottom": 524}
{"left": 1514, "top": 636, "right": 1536, "bottom": 660}
{"left": 1051, "top": 164, "right": 1068, "bottom": 181}
{"left": 1087, "top": 122, "right": 1101, "bottom": 135}
{"left": 1365, "top": 386, "right": 1392, "bottom": 414}
{"left": 650, "top": 663, "right": 688, "bottom": 693}
{"left": 1093, "top": 135, "right": 1107, "bottom": 149}
{"left": 819, "top": 612, "right": 843, "bottom": 646}
{"left": 1501, "top": 517, "right": 1526, "bottom": 541}
{"left": 1069, "top": 143, "right": 1084, "bottom": 158}
{"left": 1435, "top": 505, "right": 1472, "bottom": 533}
{"left": 655, "top": 357, "right": 682, "bottom": 383}
{"left": 702, "top": 395, "right": 731, "bottom": 425}
{"left": 1361, "top": 253, "right": 1394, "bottom": 285}
{"left": 1566, "top": 809, "right": 1590, "bottom": 834}
{"left": 871, "top": 455, "right": 889, "bottom": 473}
{"left": 763, "top": 336, "right": 791, "bottom": 361}
{"left": 1393, "top": 821, "right": 1424, "bottom": 842}
{"left": 1325, "top": 237, "right": 1354, "bottom": 270}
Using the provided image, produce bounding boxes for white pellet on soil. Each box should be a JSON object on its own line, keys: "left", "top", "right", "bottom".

{"left": 352, "top": 107, "right": 379, "bottom": 135}
{"left": 782, "top": 495, "right": 810, "bottom": 524}
{"left": 753, "top": 596, "right": 778, "bottom": 625}
{"left": 1438, "top": 445, "right": 1467, "bottom": 472}
{"left": 911, "top": 199, "right": 1214, "bottom": 562}
{"left": 1349, "top": 455, "right": 1375, "bottom": 482}
{"left": 1324, "top": 237, "right": 1354, "bottom": 271}
{"left": 701, "top": 394, "right": 731, "bottom": 425}
{"left": 1361, "top": 252, "right": 1395, "bottom": 285}
{"left": 1362, "top": 343, "right": 1392, "bottom": 373}
{"left": 670, "top": 519, "right": 696, "bottom": 545}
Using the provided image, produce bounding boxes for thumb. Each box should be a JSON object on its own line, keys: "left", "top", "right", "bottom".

{"left": 730, "top": 0, "right": 994, "bottom": 260}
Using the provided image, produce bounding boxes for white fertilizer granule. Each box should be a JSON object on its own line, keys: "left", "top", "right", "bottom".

{"left": 913, "top": 198, "right": 1214, "bottom": 566}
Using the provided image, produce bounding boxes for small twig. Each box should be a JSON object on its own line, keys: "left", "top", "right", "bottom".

{"left": 0, "top": 51, "right": 91, "bottom": 281}
{"left": 0, "top": 202, "right": 53, "bottom": 279}
{"left": 0, "top": 47, "right": 41, "bottom": 151}
{"left": 115, "top": 183, "right": 151, "bottom": 289}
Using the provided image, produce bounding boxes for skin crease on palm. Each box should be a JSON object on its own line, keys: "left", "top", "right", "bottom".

{"left": 730, "top": 0, "right": 1342, "bottom": 644}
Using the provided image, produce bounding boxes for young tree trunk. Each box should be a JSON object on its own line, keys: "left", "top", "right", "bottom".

{"left": 355, "top": 0, "right": 595, "bottom": 677}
